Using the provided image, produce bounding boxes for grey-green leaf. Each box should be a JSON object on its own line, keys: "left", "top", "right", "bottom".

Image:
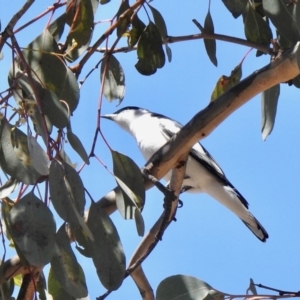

{"left": 204, "top": 10, "right": 217, "bottom": 67}
{"left": 7, "top": 192, "right": 56, "bottom": 267}
{"left": 27, "top": 134, "right": 49, "bottom": 175}
{"left": 40, "top": 88, "right": 69, "bottom": 129}
{"left": 100, "top": 55, "right": 125, "bottom": 103}
{"left": 49, "top": 160, "right": 86, "bottom": 224}
{"left": 222, "top": 0, "right": 247, "bottom": 18}
{"left": 243, "top": 3, "right": 272, "bottom": 47}
{"left": 135, "top": 21, "right": 165, "bottom": 75}
{"left": 263, "top": 0, "right": 300, "bottom": 44}
{"left": 50, "top": 224, "right": 88, "bottom": 298}
{"left": 87, "top": 201, "right": 126, "bottom": 290}
{"left": 0, "top": 118, "right": 42, "bottom": 185}
{"left": 165, "top": 44, "right": 172, "bottom": 62}
{"left": 156, "top": 275, "right": 225, "bottom": 300}
{"left": 67, "top": 129, "right": 90, "bottom": 165}
{"left": 111, "top": 150, "right": 145, "bottom": 219}
{"left": 48, "top": 13, "right": 66, "bottom": 42}
{"left": 0, "top": 178, "right": 18, "bottom": 198}
{"left": 261, "top": 84, "right": 280, "bottom": 140}
{"left": 148, "top": 4, "right": 168, "bottom": 40}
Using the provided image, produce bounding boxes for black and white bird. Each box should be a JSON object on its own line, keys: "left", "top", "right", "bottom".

{"left": 102, "top": 106, "right": 268, "bottom": 242}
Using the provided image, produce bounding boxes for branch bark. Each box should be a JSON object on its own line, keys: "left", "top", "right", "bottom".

{"left": 96, "top": 43, "right": 300, "bottom": 299}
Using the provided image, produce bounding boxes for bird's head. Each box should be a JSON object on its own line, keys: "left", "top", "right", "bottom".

{"left": 101, "top": 106, "right": 149, "bottom": 134}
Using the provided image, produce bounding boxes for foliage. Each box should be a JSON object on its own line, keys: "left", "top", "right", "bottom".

{"left": 0, "top": 0, "right": 299, "bottom": 299}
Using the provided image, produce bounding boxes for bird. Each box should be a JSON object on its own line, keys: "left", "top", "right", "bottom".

{"left": 102, "top": 106, "right": 269, "bottom": 242}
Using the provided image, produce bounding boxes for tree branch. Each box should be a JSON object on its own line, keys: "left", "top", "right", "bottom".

{"left": 95, "top": 43, "right": 300, "bottom": 299}
{"left": 91, "top": 31, "right": 273, "bottom": 55}
{"left": 0, "top": 0, "right": 34, "bottom": 52}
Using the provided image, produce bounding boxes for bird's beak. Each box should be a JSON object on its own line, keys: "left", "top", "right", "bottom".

{"left": 100, "top": 114, "right": 116, "bottom": 121}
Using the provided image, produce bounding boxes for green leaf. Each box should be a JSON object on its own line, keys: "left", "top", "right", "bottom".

{"left": 10, "top": 30, "right": 80, "bottom": 113}
{"left": 1, "top": 197, "right": 14, "bottom": 244}
{"left": 65, "top": 0, "right": 94, "bottom": 62}
{"left": 7, "top": 192, "right": 56, "bottom": 267}
{"left": 165, "top": 44, "right": 172, "bottom": 62}
{"left": 114, "top": 180, "right": 145, "bottom": 236}
{"left": 67, "top": 127, "right": 90, "bottom": 165}
{"left": 87, "top": 201, "right": 126, "bottom": 290}
{"left": 0, "top": 178, "right": 18, "bottom": 198}
{"left": 135, "top": 22, "right": 165, "bottom": 75}
{"left": 49, "top": 160, "right": 89, "bottom": 236}
{"left": 50, "top": 224, "right": 88, "bottom": 298}
{"left": 243, "top": 3, "right": 272, "bottom": 47}
{"left": 222, "top": 0, "right": 247, "bottom": 18}
{"left": 0, "top": 278, "right": 14, "bottom": 300}
{"left": 148, "top": 4, "right": 168, "bottom": 40}
{"left": 263, "top": 0, "right": 300, "bottom": 44}
{"left": 204, "top": 9, "right": 218, "bottom": 67}
{"left": 156, "top": 275, "right": 225, "bottom": 300}
{"left": 128, "top": 15, "right": 146, "bottom": 47}
{"left": 100, "top": 0, "right": 110, "bottom": 3}
{"left": 40, "top": 87, "right": 69, "bottom": 129}
{"left": 261, "top": 84, "right": 280, "bottom": 140}
{"left": 248, "top": 278, "right": 258, "bottom": 295}
{"left": 100, "top": 55, "right": 125, "bottom": 103}
{"left": 9, "top": 74, "right": 52, "bottom": 143}
{"left": 0, "top": 118, "right": 43, "bottom": 185}
{"left": 134, "top": 207, "right": 145, "bottom": 237}
{"left": 116, "top": 0, "right": 131, "bottom": 38}
{"left": 48, "top": 13, "right": 66, "bottom": 42}
{"left": 27, "top": 134, "right": 49, "bottom": 175}
{"left": 48, "top": 267, "right": 77, "bottom": 300}
{"left": 111, "top": 150, "right": 145, "bottom": 219}
{"left": 211, "top": 63, "right": 242, "bottom": 102}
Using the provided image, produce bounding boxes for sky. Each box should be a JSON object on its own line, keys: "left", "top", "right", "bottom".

{"left": 1, "top": 1, "right": 300, "bottom": 299}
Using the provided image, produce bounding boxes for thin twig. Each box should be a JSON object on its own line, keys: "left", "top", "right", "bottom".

{"left": 13, "top": 2, "right": 66, "bottom": 34}
{"left": 70, "top": 0, "right": 147, "bottom": 77}
{"left": 0, "top": 0, "right": 35, "bottom": 52}
{"left": 92, "top": 31, "right": 273, "bottom": 55}
{"left": 255, "top": 283, "right": 300, "bottom": 296}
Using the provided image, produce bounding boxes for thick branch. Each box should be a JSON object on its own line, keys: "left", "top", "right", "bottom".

{"left": 144, "top": 44, "right": 300, "bottom": 181}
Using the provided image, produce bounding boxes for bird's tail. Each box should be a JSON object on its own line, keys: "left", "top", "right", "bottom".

{"left": 242, "top": 216, "right": 269, "bottom": 242}
{"left": 203, "top": 183, "right": 269, "bottom": 242}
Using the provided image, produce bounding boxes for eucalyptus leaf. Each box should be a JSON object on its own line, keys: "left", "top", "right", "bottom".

{"left": 27, "top": 134, "right": 49, "bottom": 175}
{"left": 263, "top": 0, "right": 300, "bottom": 44}
{"left": 111, "top": 150, "right": 145, "bottom": 219}
{"left": 211, "top": 63, "right": 242, "bottom": 101}
{"left": 48, "top": 13, "right": 66, "bottom": 42}
{"left": 67, "top": 128, "right": 90, "bottom": 165}
{"left": 243, "top": 3, "right": 272, "bottom": 48}
{"left": 261, "top": 84, "right": 280, "bottom": 140}
{"left": 49, "top": 160, "right": 86, "bottom": 225}
{"left": 0, "top": 278, "right": 14, "bottom": 299}
{"left": 48, "top": 266, "right": 77, "bottom": 300}
{"left": 87, "top": 201, "right": 126, "bottom": 290}
{"left": 222, "top": 0, "right": 247, "bottom": 18}
{"left": 7, "top": 192, "right": 56, "bottom": 267}
{"left": 65, "top": 0, "right": 94, "bottom": 62}
{"left": 0, "top": 178, "right": 18, "bottom": 198}
{"left": 116, "top": 0, "right": 131, "bottom": 38}
{"left": 156, "top": 275, "right": 225, "bottom": 300}
{"left": 135, "top": 21, "right": 165, "bottom": 75}
{"left": 148, "top": 4, "right": 168, "bottom": 40}
{"left": 204, "top": 9, "right": 217, "bottom": 67}
{"left": 100, "top": 55, "right": 125, "bottom": 103}
{"left": 0, "top": 118, "right": 42, "bottom": 185}
{"left": 50, "top": 224, "right": 88, "bottom": 298}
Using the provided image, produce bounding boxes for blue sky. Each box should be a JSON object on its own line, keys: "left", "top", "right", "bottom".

{"left": 1, "top": 1, "right": 300, "bottom": 299}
